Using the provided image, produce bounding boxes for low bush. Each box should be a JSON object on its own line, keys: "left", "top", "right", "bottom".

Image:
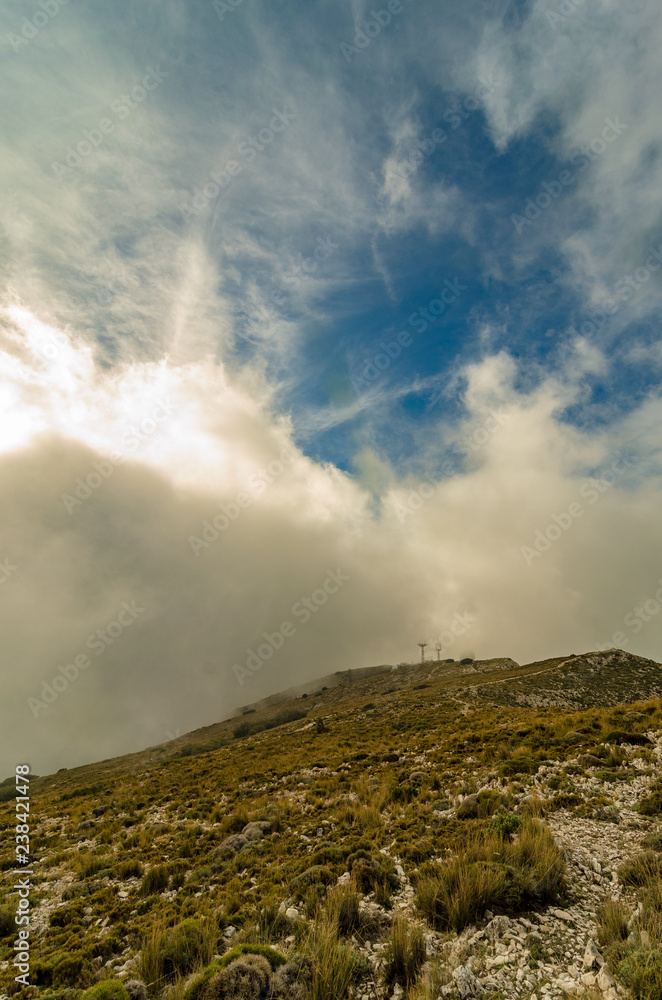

{"left": 605, "top": 730, "right": 652, "bottom": 746}
{"left": 642, "top": 832, "right": 662, "bottom": 852}
{"left": 205, "top": 953, "right": 272, "bottom": 999}
{"left": 77, "top": 855, "right": 112, "bottom": 880}
{"left": 0, "top": 905, "right": 14, "bottom": 937}
{"left": 488, "top": 813, "right": 522, "bottom": 840}
{"left": 183, "top": 945, "right": 286, "bottom": 1000}
{"left": 617, "top": 948, "right": 662, "bottom": 1000}
{"left": 347, "top": 850, "right": 399, "bottom": 900}
{"left": 415, "top": 819, "right": 565, "bottom": 931}
{"left": 290, "top": 866, "right": 334, "bottom": 899}
{"left": 639, "top": 788, "right": 662, "bottom": 816}
{"left": 83, "top": 984, "right": 130, "bottom": 1000}
{"left": 310, "top": 843, "right": 344, "bottom": 866}
{"left": 498, "top": 755, "right": 539, "bottom": 778}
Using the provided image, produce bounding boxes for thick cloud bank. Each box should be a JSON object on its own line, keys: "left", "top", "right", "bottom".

{"left": 1, "top": 306, "right": 661, "bottom": 774}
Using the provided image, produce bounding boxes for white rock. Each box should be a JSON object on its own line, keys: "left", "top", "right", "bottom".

{"left": 597, "top": 968, "right": 618, "bottom": 992}
{"left": 584, "top": 939, "right": 605, "bottom": 969}
{"left": 452, "top": 963, "right": 484, "bottom": 998}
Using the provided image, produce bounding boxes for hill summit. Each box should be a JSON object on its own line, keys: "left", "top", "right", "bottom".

{"left": 2, "top": 647, "right": 662, "bottom": 1000}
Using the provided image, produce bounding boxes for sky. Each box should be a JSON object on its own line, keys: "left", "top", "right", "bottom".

{"left": 1, "top": 0, "right": 661, "bottom": 775}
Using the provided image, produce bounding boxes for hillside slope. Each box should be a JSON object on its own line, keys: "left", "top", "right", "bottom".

{"left": 1, "top": 648, "right": 662, "bottom": 1000}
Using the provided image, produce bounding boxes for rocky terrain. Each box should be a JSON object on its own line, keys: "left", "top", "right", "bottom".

{"left": 1, "top": 648, "right": 661, "bottom": 1000}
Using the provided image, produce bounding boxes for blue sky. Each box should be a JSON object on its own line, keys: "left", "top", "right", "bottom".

{"left": 1, "top": 0, "right": 661, "bottom": 771}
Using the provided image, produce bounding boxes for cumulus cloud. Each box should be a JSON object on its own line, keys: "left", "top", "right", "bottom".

{"left": 1, "top": 307, "right": 661, "bottom": 775}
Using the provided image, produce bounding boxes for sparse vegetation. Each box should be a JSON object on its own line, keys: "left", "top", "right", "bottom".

{"left": 415, "top": 818, "right": 565, "bottom": 931}
{"left": 1, "top": 655, "right": 662, "bottom": 1000}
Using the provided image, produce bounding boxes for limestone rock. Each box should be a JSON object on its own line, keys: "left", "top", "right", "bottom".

{"left": 597, "top": 967, "right": 618, "bottom": 991}
{"left": 218, "top": 833, "right": 248, "bottom": 854}
{"left": 453, "top": 963, "right": 484, "bottom": 998}
{"left": 242, "top": 820, "right": 271, "bottom": 842}
{"left": 457, "top": 794, "right": 480, "bottom": 819}
{"left": 584, "top": 939, "right": 605, "bottom": 970}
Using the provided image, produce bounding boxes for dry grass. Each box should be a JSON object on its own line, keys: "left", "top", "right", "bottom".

{"left": 305, "top": 915, "right": 360, "bottom": 1000}
{"left": 139, "top": 917, "right": 218, "bottom": 996}
{"left": 415, "top": 819, "right": 565, "bottom": 932}
{"left": 383, "top": 914, "right": 427, "bottom": 993}
{"left": 596, "top": 898, "right": 629, "bottom": 948}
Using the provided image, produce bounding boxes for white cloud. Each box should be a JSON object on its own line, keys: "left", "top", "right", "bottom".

{"left": 1, "top": 308, "right": 660, "bottom": 774}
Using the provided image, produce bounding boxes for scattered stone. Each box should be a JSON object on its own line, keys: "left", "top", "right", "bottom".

{"left": 486, "top": 916, "right": 510, "bottom": 939}
{"left": 453, "top": 963, "right": 484, "bottom": 998}
{"left": 242, "top": 820, "right": 271, "bottom": 842}
{"left": 584, "top": 939, "right": 605, "bottom": 970}
{"left": 457, "top": 794, "right": 480, "bottom": 818}
{"left": 597, "top": 967, "right": 618, "bottom": 991}
{"left": 218, "top": 833, "right": 248, "bottom": 855}
{"left": 577, "top": 754, "right": 604, "bottom": 767}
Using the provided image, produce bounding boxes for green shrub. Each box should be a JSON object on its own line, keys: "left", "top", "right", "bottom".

{"left": 488, "top": 813, "right": 522, "bottom": 841}
{"left": 605, "top": 731, "right": 652, "bottom": 746}
{"left": 141, "top": 865, "right": 169, "bottom": 896}
{"left": 233, "top": 709, "right": 308, "bottom": 739}
{"left": 83, "top": 982, "right": 130, "bottom": 1000}
{"left": 78, "top": 855, "right": 111, "bottom": 880}
{"left": 183, "top": 945, "right": 286, "bottom": 1000}
{"left": 52, "top": 953, "right": 89, "bottom": 987}
{"left": 205, "top": 954, "right": 272, "bottom": 1000}
{"left": 310, "top": 843, "right": 344, "bottom": 866}
{"left": 42, "top": 990, "right": 84, "bottom": 1000}
{"left": 347, "top": 851, "right": 399, "bottom": 896}
{"left": 498, "top": 755, "right": 539, "bottom": 778}
{"left": 617, "top": 948, "right": 662, "bottom": 999}
{"left": 639, "top": 790, "right": 662, "bottom": 816}
{"left": 290, "top": 865, "right": 334, "bottom": 899}
{"left": 642, "top": 832, "right": 662, "bottom": 852}
{"left": 50, "top": 906, "right": 76, "bottom": 927}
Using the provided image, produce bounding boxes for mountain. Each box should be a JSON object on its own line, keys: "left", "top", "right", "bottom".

{"left": 1, "top": 648, "right": 661, "bottom": 1000}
